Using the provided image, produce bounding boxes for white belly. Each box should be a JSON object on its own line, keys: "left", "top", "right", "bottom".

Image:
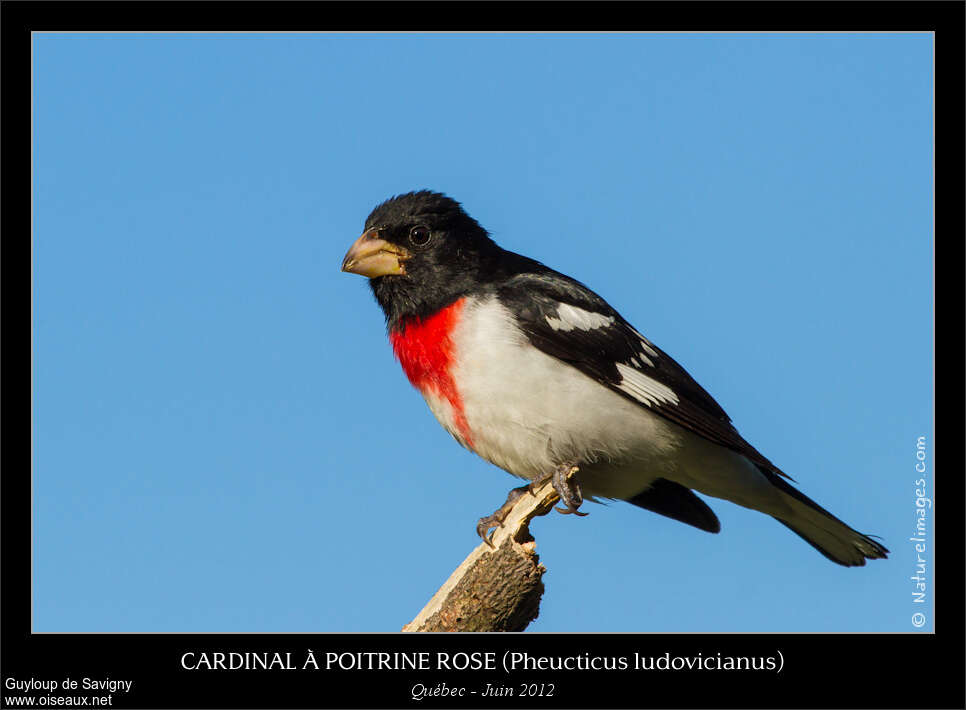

{"left": 425, "top": 296, "right": 789, "bottom": 515}
{"left": 441, "top": 298, "right": 674, "bottom": 499}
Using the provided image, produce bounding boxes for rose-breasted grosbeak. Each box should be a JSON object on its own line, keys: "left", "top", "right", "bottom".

{"left": 342, "top": 190, "right": 888, "bottom": 567}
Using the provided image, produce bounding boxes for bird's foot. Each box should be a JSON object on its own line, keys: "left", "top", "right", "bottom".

{"left": 551, "top": 463, "right": 588, "bottom": 516}
{"left": 476, "top": 484, "right": 532, "bottom": 547}
{"left": 476, "top": 465, "right": 586, "bottom": 546}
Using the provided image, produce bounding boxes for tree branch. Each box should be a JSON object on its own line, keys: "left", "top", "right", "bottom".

{"left": 402, "top": 472, "right": 574, "bottom": 632}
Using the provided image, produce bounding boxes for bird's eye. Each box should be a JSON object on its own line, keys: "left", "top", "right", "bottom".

{"left": 408, "top": 226, "right": 432, "bottom": 247}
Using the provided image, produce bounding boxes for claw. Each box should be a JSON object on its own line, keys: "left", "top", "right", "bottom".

{"left": 476, "top": 484, "right": 531, "bottom": 546}
{"left": 554, "top": 505, "right": 590, "bottom": 516}
{"left": 551, "top": 463, "right": 587, "bottom": 517}
{"left": 476, "top": 515, "right": 503, "bottom": 547}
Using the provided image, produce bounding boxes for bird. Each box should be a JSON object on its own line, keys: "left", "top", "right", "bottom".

{"left": 341, "top": 190, "right": 888, "bottom": 567}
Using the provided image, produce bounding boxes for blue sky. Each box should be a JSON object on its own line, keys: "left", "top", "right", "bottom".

{"left": 33, "top": 33, "right": 932, "bottom": 633}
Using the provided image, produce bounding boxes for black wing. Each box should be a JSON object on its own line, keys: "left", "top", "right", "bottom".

{"left": 495, "top": 268, "right": 788, "bottom": 478}
{"left": 627, "top": 478, "right": 721, "bottom": 533}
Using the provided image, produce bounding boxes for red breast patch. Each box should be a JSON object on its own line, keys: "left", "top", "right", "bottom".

{"left": 389, "top": 298, "right": 473, "bottom": 447}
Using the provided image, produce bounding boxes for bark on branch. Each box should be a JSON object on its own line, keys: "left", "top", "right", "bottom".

{"left": 403, "top": 472, "right": 575, "bottom": 632}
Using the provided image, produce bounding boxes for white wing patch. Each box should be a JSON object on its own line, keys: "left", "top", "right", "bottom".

{"left": 545, "top": 303, "right": 615, "bottom": 332}
{"left": 633, "top": 351, "right": 654, "bottom": 367}
{"left": 541, "top": 303, "right": 674, "bottom": 407}
{"left": 627, "top": 327, "right": 658, "bottom": 366}
{"left": 616, "top": 362, "right": 680, "bottom": 407}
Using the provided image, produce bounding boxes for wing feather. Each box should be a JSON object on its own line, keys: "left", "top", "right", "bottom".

{"left": 496, "top": 269, "right": 788, "bottom": 478}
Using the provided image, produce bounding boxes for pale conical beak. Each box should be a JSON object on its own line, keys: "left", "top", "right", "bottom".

{"left": 340, "top": 230, "right": 410, "bottom": 278}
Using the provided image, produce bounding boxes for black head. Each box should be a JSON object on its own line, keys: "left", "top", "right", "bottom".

{"left": 342, "top": 191, "right": 501, "bottom": 327}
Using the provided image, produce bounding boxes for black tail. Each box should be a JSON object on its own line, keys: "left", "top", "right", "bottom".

{"left": 762, "top": 467, "right": 889, "bottom": 567}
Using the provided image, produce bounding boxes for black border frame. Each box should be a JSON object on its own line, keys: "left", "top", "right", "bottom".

{"left": 5, "top": 3, "right": 963, "bottom": 709}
